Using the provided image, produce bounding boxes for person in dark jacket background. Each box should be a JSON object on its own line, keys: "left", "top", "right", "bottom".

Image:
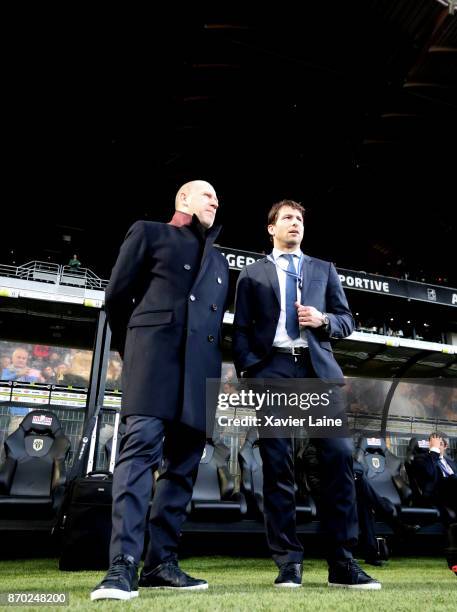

{"left": 92, "top": 180, "right": 229, "bottom": 601}
{"left": 412, "top": 432, "right": 456, "bottom": 506}
{"left": 411, "top": 432, "right": 457, "bottom": 576}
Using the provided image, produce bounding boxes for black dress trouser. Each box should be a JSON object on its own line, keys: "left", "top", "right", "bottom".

{"left": 252, "top": 352, "right": 358, "bottom": 567}
{"left": 110, "top": 415, "right": 205, "bottom": 569}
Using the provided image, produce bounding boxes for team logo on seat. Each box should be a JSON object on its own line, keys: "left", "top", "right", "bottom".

{"left": 33, "top": 438, "right": 44, "bottom": 451}
{"left": 371, "top": 457, "right": 380, "bottom": 469}
{"left": 32, "top": 414, "right": 52, "bottom": 426}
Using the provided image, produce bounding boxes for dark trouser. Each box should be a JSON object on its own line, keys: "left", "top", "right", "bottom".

{"left": 445, "top": 522, "right": 457, "bottom": 570}
{"left": 437, "top": 476, "right": 457, "bottom": 569}
{"left": 438, "top": 476, "right": 457, "bottom": 519}
{"left": 253, "top": 352, "right": 358, "bottom": 567}
{"left": 354, "top": 467, "right": 396, "bottom": 558}
{"left": 110, "top": 415, "right": 205, "bottom": 568}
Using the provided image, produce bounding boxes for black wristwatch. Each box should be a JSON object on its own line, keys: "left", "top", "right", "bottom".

{"left": 321, "top": 312, "right": 330, "bottom": 330}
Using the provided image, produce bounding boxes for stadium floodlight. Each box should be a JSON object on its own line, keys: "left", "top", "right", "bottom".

{"left": 435, "top": 0, "right": 457, "bottom": 14}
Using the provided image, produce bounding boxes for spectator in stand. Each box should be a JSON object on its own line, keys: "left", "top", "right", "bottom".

{"left": 1, "top": 348, "right": 42, "bottom": 383}
{"left": 106, "top": 358, "right": 123, "bottom": 390}
{"left": 68, "top": 254, "right": 82, "bottom": 272}
{"left": 61, "top": 351, "right": 92, "bottom": 388}
{"left": 49, "top": 351, "right": 61, "bottom": 363}
{"left": 0, "top": 356, "right": 11, "bottom": 372}
{"left": 443, "top": 388, "right": 457, "bottom": 422}
{"left": 33, "top": 345, "right": 50, "bottom": 362}
{"left": 55, "top": 363, "right": 69, "bottom": 384}
{"left": 41, "top": 365, "right": 57, "bottom": 385}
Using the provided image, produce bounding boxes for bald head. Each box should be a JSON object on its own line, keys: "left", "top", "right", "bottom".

{"left": 175, "top": 180, "right": 219, "bottom": 229}
{"left": 12, "top": 348, "right": 29, "bottom": 368}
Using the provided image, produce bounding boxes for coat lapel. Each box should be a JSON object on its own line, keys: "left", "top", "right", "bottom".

{"left": 300, "top": 254, "right": 313, "bottom": 303}
{"left": 263, "top": 257, "right": 281, "bottom": 306}
{"left": 195, "top": 222, "right": 222, "bottom": 284}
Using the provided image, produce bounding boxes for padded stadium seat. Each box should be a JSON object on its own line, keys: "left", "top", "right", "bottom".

{"left": 238, "top": 430, "right": 265, "bottom": 517}
{"left": 238, "top": 431, "right": 316, "bottom": 522}
{"left": 0, "top": 410, "right": 70, "bottom": 521}
{"left": 190, "top": 439, "right": 246, "bottom": 520}
{"left": 354, "top": 436, "right": 439, "bottom": 523}
{"left": 294, "top": 440, "right": 320, "bottom": 508}
{"left": 405, "top": 436, "right": 455, "bottom": 523}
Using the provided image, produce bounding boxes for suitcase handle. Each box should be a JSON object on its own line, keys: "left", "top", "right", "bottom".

{"left": 86, "top": 470, "right": 112, "bottom": 479}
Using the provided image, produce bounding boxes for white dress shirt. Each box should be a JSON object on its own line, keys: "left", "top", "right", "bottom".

{"left": 271, "top": 248, "right": 308, "bottom": 348}
{"left": 430, "top": 447, "right": 455, "bottom": 476}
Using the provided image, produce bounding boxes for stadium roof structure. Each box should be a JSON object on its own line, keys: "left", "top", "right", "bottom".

{"left": 1, "top": 260, "right": 456, "bottom": 363}
{"left": 3, "top": 1, "right": 456, "bottom": 284}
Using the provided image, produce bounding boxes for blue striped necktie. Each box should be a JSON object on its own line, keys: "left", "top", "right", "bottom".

{"left": 439, "top": 457, "right": 454, "bottom": 477}
{"left": 283, "top": 254, "right": 299, "bottom": 340}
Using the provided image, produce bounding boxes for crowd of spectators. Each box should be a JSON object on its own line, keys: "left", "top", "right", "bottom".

{"left": 0, "top": 342, "right": 123, "bottom": 390}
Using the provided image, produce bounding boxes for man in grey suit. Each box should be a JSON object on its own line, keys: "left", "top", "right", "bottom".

{"left": 233, "top": 200, "right": 380, "bottom": 589}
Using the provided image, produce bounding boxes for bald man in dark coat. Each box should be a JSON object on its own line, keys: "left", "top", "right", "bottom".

{"left": 92, "top": 181, "right": 229, "bottom": 601}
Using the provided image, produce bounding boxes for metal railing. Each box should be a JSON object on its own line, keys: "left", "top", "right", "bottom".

{"left": 60, "top": 265, "right": 109, "bottom": 290}
{"left": 0, "top": 261, "right": 109, "bottom": 290}
{"left": 0, "top": 263, "right": 22, "bottom": 278}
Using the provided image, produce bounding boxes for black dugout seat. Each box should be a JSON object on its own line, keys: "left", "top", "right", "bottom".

{"left": 238, "top": 430, "right": 316, "bottom": 521}
{"left": 0, "top": 410, "right": 70, "bottom": 520}
{"left": 354, "top": 436, "right": 439, "bottom": 523}
{"left": 190, "top": 439, "right": 246, "bottom": 520}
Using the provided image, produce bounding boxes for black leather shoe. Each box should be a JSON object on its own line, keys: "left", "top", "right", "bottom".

{"left": 91, "top": 554, "right": 138, "bottom": 601}
{"left": 274, "top": 562, "right": 303, "bottom": 588}
{"left": 139, "top": 561, "right": 208, "bottom": 590}
{"left": 328, "top": 559, "right": 381, "bottom": 590}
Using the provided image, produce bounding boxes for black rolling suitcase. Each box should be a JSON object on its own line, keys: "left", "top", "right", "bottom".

{"left": 58, "top": 411, "right": 120, "bottom": 571}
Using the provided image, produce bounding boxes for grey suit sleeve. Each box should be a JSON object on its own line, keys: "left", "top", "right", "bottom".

{"left": 324, "top": 263, "right": 355, "bottom": 339}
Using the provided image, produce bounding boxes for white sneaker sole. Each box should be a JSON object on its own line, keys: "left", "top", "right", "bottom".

{"left": 328, "top": 581, "right": 382, "bottom": 590}
{"left": 274, "top": 582, "right": 302, "bottom": 588}
{"left": 142, "top": 583, "right": 208, "bottom": 590}
{"left": 90, "top": 588, "right": 139, "bottom": 600}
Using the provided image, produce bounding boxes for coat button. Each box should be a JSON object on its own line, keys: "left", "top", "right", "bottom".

{"left": 217, "top": 277, "right": 222, "bottom": 284}
{"left": 189, "top": 294, "right": 196, "bottom": 302}
{"left": 207, "top": 335, "right": 215, "bottom": 342}
{"left": 184, "top": 264, "right": 191, "bottom": 270}
{"left": 211, "top": 304, "right": 218, "bottom": 311}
